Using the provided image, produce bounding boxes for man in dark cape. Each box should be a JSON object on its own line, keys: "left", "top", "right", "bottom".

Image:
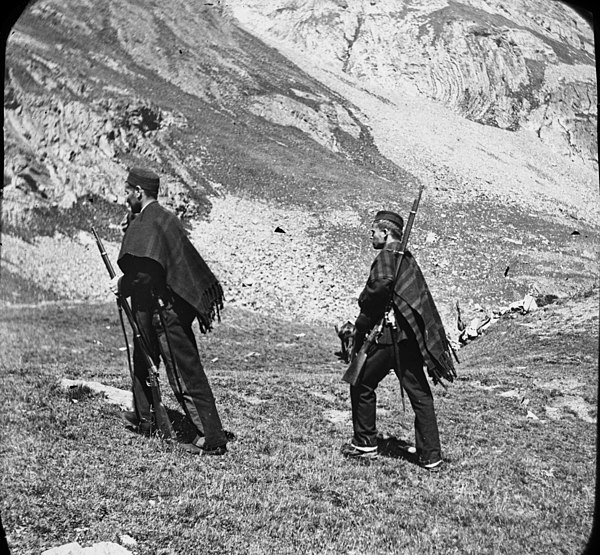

{"left": 393, "top": 251, "right": 457, "bottom": 386}
{"left": 342, "top": 210, "right": 455, "bottom": 469}
{"left": 110, "top": 167, "right": 228, "bottom": 455}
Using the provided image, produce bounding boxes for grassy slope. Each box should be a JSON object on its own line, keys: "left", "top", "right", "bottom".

{"left": 1, "top": 300, "right": 596, "bottom": 554}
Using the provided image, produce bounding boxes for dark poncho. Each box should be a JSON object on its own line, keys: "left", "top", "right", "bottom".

{"left": 118, "top": 202, "right": 224, "bottom": 333}
{"left": 357, "top": 243, "right": 456, "bottom": 386}
{"left": 393, "top": 250, "right": 456, "bottom": 386}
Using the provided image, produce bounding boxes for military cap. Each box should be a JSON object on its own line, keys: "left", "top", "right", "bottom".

{"left": 373, "top": 210, "right": 404, "bottom": 229}
{"left": 127, "top": 167, "right": 160, "bottom": 195}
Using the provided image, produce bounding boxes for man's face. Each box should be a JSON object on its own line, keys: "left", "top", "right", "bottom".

{"left": 125, "top": 183, "right": 142, "bottom": 214}
{"left": 370, "top": 224, "right": 387, "bottom": 249}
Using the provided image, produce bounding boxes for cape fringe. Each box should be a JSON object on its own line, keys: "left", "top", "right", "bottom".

{"left": 427, "top": 349, "right": 457, "bottom": 387}
{"left": 196, "top": 282, "right": 225, "bottom": 334}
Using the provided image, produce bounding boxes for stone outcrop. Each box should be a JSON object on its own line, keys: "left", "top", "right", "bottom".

{"left": 247, "top": 90, "right": 362, "bottom": 152}
{"left": 3, "top": 63, "right": 194, "bottom": 224}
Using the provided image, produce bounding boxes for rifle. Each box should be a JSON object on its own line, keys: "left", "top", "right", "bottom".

{"left": 342, "top": 184, "right": 424, "bottom": 387}
{"left": 342, "top": 320, "right": 384, "bottom": 386}
{"left": 91, "top": 226, "right": 175, "bottom": 439}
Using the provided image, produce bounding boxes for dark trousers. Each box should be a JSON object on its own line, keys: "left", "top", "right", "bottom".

{"left": 350, "top": 338, "right": 441, "bottom": 464}
{"left": 132, "top": 294, "right": 226, "bottom": 448}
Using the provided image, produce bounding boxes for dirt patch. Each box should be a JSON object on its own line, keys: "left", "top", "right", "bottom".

{"left": 544, "top": 395, "right": 596, "bottom": 424}
{"left": 322, "top": 409, "right": 351, "bottom": 425}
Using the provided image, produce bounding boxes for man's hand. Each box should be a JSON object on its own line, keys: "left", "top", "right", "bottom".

{"left": 109, "top": 275, "right": 121, "bottom": 296}
{"left": 120, "top": 211, "right": 136, "bottom": 233}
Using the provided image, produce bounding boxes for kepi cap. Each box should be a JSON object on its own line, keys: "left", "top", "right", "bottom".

{"left": 373, "top": 210, "right": 403, "bottom": 229}
{"left": 127, "top": 167, "right": 160, "bottom": 195}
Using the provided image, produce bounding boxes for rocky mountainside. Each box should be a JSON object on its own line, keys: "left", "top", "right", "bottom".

{"left": 4, "top": 0, "right": 405, "bottom": 220}
{"left": 229, "top": 0, "right": 596, "bottom": 159}
{"left": 226, "top": 0, "right": 597, "bottom": 219}
{"left": 2, "top": 0, "right": 598, "bottom": 334}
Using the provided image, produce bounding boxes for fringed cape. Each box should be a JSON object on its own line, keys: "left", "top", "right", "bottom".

{"left": 393, "top": 249, "right": 456, "bottom": 386}
{"left": 118, "top": 202, "right": 224, "bottom": 333}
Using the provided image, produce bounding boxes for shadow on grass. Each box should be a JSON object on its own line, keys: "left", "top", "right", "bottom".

{"left": 118, "top": 407, "right": 196, "bottom": 443}
{"left": 377, "top": 435, "right": 421, "bottom": 467}
{"left": 167, "top": 408, "right": 197, "bottom": 441}
{"left": 134, "top": 408, "right": 237, "bottom": 445}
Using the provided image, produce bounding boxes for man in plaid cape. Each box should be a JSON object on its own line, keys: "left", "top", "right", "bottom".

{"left": 342, "top": 210, "right": 455, "bottom": 470}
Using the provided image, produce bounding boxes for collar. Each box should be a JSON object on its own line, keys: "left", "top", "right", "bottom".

{"left": 140, "top": 199, "right": 158, "bottom": 213}
{"left": 384, "top": 241, "right": 402, "bottom": 253}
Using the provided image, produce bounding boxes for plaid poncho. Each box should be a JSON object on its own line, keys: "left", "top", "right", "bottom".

{"left": 358, "top": 242, "right": 456, "bottom": 385}
{"left": 118, "top": 202, "right": 224, "bottom": 332}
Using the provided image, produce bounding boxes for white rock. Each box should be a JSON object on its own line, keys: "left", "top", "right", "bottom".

{"left": 119, "top": 535, "right": 137, "bottom": 547}
{"left": 522, "top": 294, "right": 538, "bottom": 313}
{"left": 59, "top": 379, "right": 133, "bottom": 410}
{"left": 42, "top": 542, "right": 83, "bottom": 555}
{"left": 81, "top": 542, "right": 133, "bottom": 554}
{"left": 43, "top": 542, "right": 133, "bottom": 555}
{"left": 425, "top": 231, "right": 438, "bottom": 243}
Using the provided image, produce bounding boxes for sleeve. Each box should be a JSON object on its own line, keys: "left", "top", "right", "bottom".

{"left": 354, "top": 250, "right": 397, "bottom": 335}
{"left": 118, "top": 256, "right": 165, "bottom": 299}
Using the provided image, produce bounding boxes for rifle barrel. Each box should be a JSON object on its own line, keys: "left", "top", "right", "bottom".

{"left": 91, "top": 226, "right": 117, "bottom": 279}
{"left": 398, "top": 184, "right": 423, "bottom": 256}
{"left": 91, "top": 226, "right": 175, "bottom": 439}
{"left": 394, "top": 184, "right": 424, "bottom": 284}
